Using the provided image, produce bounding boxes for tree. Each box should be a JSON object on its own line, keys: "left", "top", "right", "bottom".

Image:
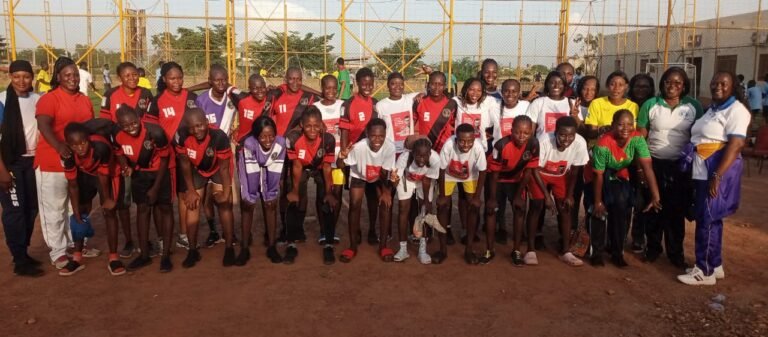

{"left": 247, "top": 31, "right": 334, "bottom": 74}
{"left": 150, "top": 24, "right": 228, "bottom": 75}
{"left": 72, "top": 44, "right": 122, "bottom": 71}
{"left": 16, "top": 45, "right": 68, "bottom": 66}
{"left": 376, "top": 37, "right": 423, "bottom": 77}
{"left": 528, "top": 64, "right": 551, "bottom": 77}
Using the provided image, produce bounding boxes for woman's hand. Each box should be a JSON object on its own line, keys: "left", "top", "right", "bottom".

{"left": 643, "top": 196, "right": 662, "bottom": 213}
{"left": 184, "top": 190, "right": 201, "bottom": 210}
{"left": 593, "top": 201, "right": 607, "bottom": 219}
{"left": 337, "top": 144, "right": 354, "bottom": 160}
{"left": 0, "top": 170, "right": 13, "bottom": 192}
{"left": 286, "top": 190, "right": 299, "bottom": 204}
{"left": 55, "top": 142, "right": 72, "bottom": 159}
{"left": 102, "top": 197, "right": 117, "bottom": 211}
{"left": 570, "top": 98, "right": 582, "bottom": 118}
{"left": 708, "top": 175, "right": 721, "bottom": 198}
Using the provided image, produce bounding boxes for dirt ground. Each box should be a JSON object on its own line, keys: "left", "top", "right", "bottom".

{"left": 1, "top": 168, "right": 767, "bottom": 337}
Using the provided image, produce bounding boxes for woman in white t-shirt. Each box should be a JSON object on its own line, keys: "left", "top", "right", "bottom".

{"left": 377, "top": 72, "right": 418, "bottom": 155}
{"left": 313, "top": 75, "right": 345, "bottom": 244}
{"left": 337, "top": 118, "right": 397, "bottom": 263}
{"left": 391, "top": 138, "right": 440, "bottom": 264}
{"left": 677, "top": 72, "right": 749, "bottom": 286}
{"left": 0, "top": 60, "right": 42, "bottom": 277}
{"left": 526, "top": 71, "right": 576, "bottom": 137}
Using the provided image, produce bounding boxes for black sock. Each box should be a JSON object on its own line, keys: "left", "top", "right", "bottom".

{"left": 208, "top": 219, "right": 216, "bottom": 232}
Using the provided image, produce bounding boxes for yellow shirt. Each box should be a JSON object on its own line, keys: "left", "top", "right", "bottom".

{"left": 137, "top": 77, "right": 152, "bottom": 90}
{"left": 584, "top": 97, "right": 639, "bottom": 127}
{"left": 259, "top": 68, "right": 267, "bottom": 77}
{"left": 36, "top": 70, "right": 51, "bottom": 93}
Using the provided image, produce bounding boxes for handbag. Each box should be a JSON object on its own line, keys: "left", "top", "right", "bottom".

{"left": 569, "top": 221, "right": 591, "bottom": 258}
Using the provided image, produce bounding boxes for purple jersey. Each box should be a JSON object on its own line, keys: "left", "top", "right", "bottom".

{"left": 238, "top": 135, "right": 286, "bottom": 203}
{"left": 195, "top": 88, "right": 237, "bottom": 135}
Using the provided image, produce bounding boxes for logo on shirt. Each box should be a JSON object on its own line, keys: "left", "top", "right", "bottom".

{"left": 300, "top": 97, "right": 309, "bottom": 106}
{"left": 143, "top": 140, "right": 153, "bottom": 150}
{"left": 138, "top": 98, "right": 148, "bottom": 111}
{"left": 406, "top": 172, "right": 425, "bottom": 182}
{"left": 205, "top": 147, "right": 214, "bottom": 157}
{"left": 121, "top": 145, "right": 134, "bottom": 156}
{"left": 187, "top": 100, "right": 197, "bottom": 109}
{"left": 441, "top": 108, "right": 452, "bottom": 118}
{"left": 162, "top": 107, "right": 176, "bottom": 118}
{"left": 271, "top": 152, "right": 279, "bottom": 161}
{"left": 544, "top": 160, "right": 567, "bottom": 175}
{"left": 244, "top": 109, "right": 255, "bottom": 120}
{"left": 365, "top": 165, "right": 382, "bottom": 181}
{"left": 447, "top": 160, "right": 469, "bottom": 180}
{"left": 522, "top": 151, "right": 532, "bottom": 161}
{"left": 187, "top": 149, "right": 197, "bottom": 160}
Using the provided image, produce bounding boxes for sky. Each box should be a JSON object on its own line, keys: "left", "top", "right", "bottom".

{"left": 4, "top": 0, "right": 766, "bottom": 67}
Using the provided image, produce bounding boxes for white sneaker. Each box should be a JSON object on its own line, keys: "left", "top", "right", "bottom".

{"left": 686, "top": 265, "right": 725, "bottom": 280}
{"left": 417, "top": 239, "right": 431, "bottom": 265}
{"left": 176, "top": 234, "right": 190, "bottom": 250}
{"left": 82, "top": 246, "right": 101, "bottom": 258}
{"left": 678, "top": 266, "right": 716, "bottom": 286}
{"left": 559, "top": 252, "right": 584, "bottom": 267}
{"left": 523, "top": 251, "right": 539, "bottom": 265}
{"left": 394, "top": 247, "right": 410, "bottom": 262}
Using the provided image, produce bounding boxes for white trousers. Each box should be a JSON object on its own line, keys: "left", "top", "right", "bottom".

{"left": 35, "top": 169, "right": 73, "bottom": 261}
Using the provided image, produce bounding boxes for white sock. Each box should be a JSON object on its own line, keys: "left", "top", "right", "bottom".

{"left": 399, "top": 241, "right": 407, "bottom": 249}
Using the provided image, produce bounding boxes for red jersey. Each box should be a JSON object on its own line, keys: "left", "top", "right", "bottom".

{"left": 268, "top": 84, "right": 316, "bottom": 136}
{"left": 413, "top": 96, "right": 456, "bottom": 152}
{"left": 99, "top": 86, "right": 154, "bottom": 122}
{"left": 146, "top": 89, "right": 198, "bottom": 141}
{"left": 236, "top": 95, "right": 268, "bottom": 142}
{"left": 285, "top": 129, "right": 336, "bottom": 169}
{"left": 487, "top": 137, "right": 540, "bottom": 183}
{"left": 62, "top": 135, "right": 116, "bottom": 180}
{"left": 175, "top": 127, "right": 232, "bottom": 178}
{"left": 114, "top": 122, "right": 170, "bottom": 172}
{"left": 340, "top": 95, "right": 378, "bottom": 144}
{"left": 35, "top": 88, "right": 94, "bottom": 172}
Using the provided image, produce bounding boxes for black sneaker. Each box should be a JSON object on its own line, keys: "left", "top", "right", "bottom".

{"left": 534, "top": 235, "right": 546, "bottom": 250}
{"left": 223, "top": 247, "right": 236, "bottom": 267}
{"left": 235, "top": 247, "right": 251, "bottom": 266}
{"left": 283, "top": 246, "right": 298, "bottom": 264}
{"left": 590, "top": 254, "right": 605, "bottom": 267}
{"left": 13, "top": 264, "right": 44, "bottom": 277}
{"left": 670, "top": 257, "right": 690, "bottom": 270}
{"left": 496, "top": 229, "right": 508, "bottom": 245}
{"left": 160, "top": 257, "right": 173, "bottom": 273}
{"left": 24, "top": 254, "right": 43, "bottom": 267}
{"left": 644, "top": 251, "right": 660, "bottom": 263}
{"left": 479, "top": 250, "right": 495, "bottom": 265}
{"left": 127, "top": 255, "right": 152, "bottom": 271}
{"left": 367, "top": 230, "right": 379, "bottom": 245}
{"left": 182, "top": 250, "right": 201, "bottom": 268}
{"left": 267, "top": 246, "right": 283, "bottom": 264}
{"left": 323, "top": 246, "right": 335, "bottom": 265}
{"left": 510, "top": 250, "right": 524, "bottom": 267}
{"left": 445, "top": 228, "right": 455, "bottom": 245}
{"left": 430, "top": 250, "right": 447, "bottom": 264}
{"left": 205, "top": 231, "right": 221, "bottom": 248}
{"left": 611, "top": 255, "right": 628, "bottom": 268}
{"left": 631, "top": 242, "right": 644, "bottom": 254}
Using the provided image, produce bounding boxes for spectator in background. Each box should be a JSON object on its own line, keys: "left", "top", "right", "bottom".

{"left": 737, "top": 74, "right": 746, "bottom": 93}
{"left": 102, "top": 64, "right": 112, "bottom": 91}
{"left": 156, "top": 61, "right": 164, "bottom": 89}
{"left": 137, "top": 68, "right": 152, "bottom": 90}
{"left": 336, "top": 58, "right": 352, "bottom": 100}
{"left": 77, "top": 62, "right": 97, "bottom": 96}
{"left": 747, "top": 80, "right": 763, "bottom": 115}
{"left": 36, "top": 60, "right": 52, "bottom": 94}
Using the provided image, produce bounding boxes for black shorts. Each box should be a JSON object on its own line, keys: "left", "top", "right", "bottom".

{"left": 349, "top": 176, "right": 380, "bottom": 189}
{"left": 131, "top": 170, "right": 173, "bottom": 205}
{"left": 77, "top": 173, "right": 129, "bottom": 210}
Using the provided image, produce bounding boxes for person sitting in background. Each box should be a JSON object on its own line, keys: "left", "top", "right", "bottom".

{"left": 137, "top": 68, "right": 152, "bottom": 90}
{"left": 747, "top": 80, "right": 763, "bottom": 115}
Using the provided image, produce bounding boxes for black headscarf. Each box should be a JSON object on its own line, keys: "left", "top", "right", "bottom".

{"left": 0, "top": 60, "right": 34, "bottom": 166}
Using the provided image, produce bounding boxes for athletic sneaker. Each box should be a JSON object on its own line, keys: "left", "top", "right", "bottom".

{"left": 235, "top": 247, "right": 251, "bottom": 266}
{"left": 82, "top": 246, "right": 101, "bottom": 258}
{"left": 52, "top": 255, "right": 70, "bottom": 269}
{"left": 127, "top": 255, "right": 152, "bottom": 271}
{"left": 267, "top": 246, "right": 283, "bottom": 264}
{"left": 686, "top": 265, "right": 725, "bottom": 280}
{"left": 119, "top": 241, "right": 137, "bottom": 258}
{"left": 510, "top": 250, "right": 524, "bottom": 266}
{"left": 222, "top": 247, "right": 236, "bottom": 267}
{"left": 322, "top": 246, "right": 335, "bottom": 265}
{"left": 13, "top": 264, "right": 44, "bottom": 277}
{"left": 523, "top": 251, "right": 538, "bottom": 265}
{"left": 677, "top": 266, "right": 716, "bottom": 286}
{"left": 176, "top": 234, "right": 190, "bottom": 250}
{"left": 394, "top": 246, "right": 410, "bottom": 262}
{"left": 631, "top": 242, "right": 644, "bottom": 254}
{"left": 148, "top": 241, "right": 161, "bottom": 258}
{"left": 182, "top": 250, "right": 201, "bottom": 268}
{"left": 479, "top": 250, "right": 495, "bottom": 265}
{"left": 283, "top": 245, "right": 298, "bottom": 264}
{"left": 367, "top": 230, "right": 379, "bottom": 245}
{"left": 58, "top": 260, "right": 85, "bottom": 276}
{"left": 205, "top": 231, "right": 221, "bottom": 248}
{"left": 559, "top": 252, "right": 584, "bottom": 267}
{"left": 159, "top": 257, "right": 173, "bottom": 273}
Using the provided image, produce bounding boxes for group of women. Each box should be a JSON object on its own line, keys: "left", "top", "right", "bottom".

{"left": 0, "top": 56, "right": 749, "bottom": 287}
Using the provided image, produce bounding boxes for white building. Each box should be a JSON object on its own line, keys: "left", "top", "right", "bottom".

{"left": 600, "top": 10, "right": 768, "bottom": 98}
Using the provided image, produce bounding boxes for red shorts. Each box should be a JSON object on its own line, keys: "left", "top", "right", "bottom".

{"left": 529, "top": 174, "right": 567, "bottom": 200}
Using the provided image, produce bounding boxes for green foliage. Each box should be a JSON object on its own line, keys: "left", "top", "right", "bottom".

{"left": 439, "top": 57, "right": 479, "bottom": 82}
{"left": 376, "top": 37, "right": 423, "bottom": 77}
{"left": 150, "top": 24, "right": 228, "bottom": 74}
{"left": 247, "top": 31, "right": 334, "bottom": 74}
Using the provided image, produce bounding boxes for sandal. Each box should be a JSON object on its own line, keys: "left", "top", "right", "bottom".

{"left": 430, "top": 251, "right": 447, "bottom": 264}
{"left": 380, "top": 248, "right": 395, "bottom": 263}
{"left": 339, "top": 248, "right": 356, "bottom": 263}
{"left": 464, "top": 251, "right": 480, "bottom": 265}
{"left": 108, "top": 260, "right": 126, "bottom": 276}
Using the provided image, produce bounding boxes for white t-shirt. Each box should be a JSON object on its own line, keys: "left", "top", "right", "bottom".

{"left": 537, "top": 133, "right": 589, "bottom": 177}
{"left": 78, "top": 68, "right": 93, "bottom": 95}
{"left": 690, "top": 99, "right": 750, "bottom": 180}
{"left": 395, "top": 149, "right": 440, "bottom": 183}
{"left": 526, "top": 96, "right": 574, "bottom": 136}
{"left": 377, "top": 92, "right": 418, "bottom": 154}
{"left": 453, "top": 96, "right": 498, "bottom": 152}
{"left": 313, "top": 100, "right": 344, "bottom": 167}
{"left": 491, "top": 100, "right": 530, "bottom": 140}
{"left": 439, "top": 136, "right": 487, "bottom": 182}
{"left": 102, "top": 68, "right": 111, "bottom": 85}
{"left": 639, "top": 97, "right": 702, "bottom": 160}
{"left": 0, "top": 91, "right": 40, "bottom": 156}
{"left": 344, "top": 138, "right": 397, "bottom": 182}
